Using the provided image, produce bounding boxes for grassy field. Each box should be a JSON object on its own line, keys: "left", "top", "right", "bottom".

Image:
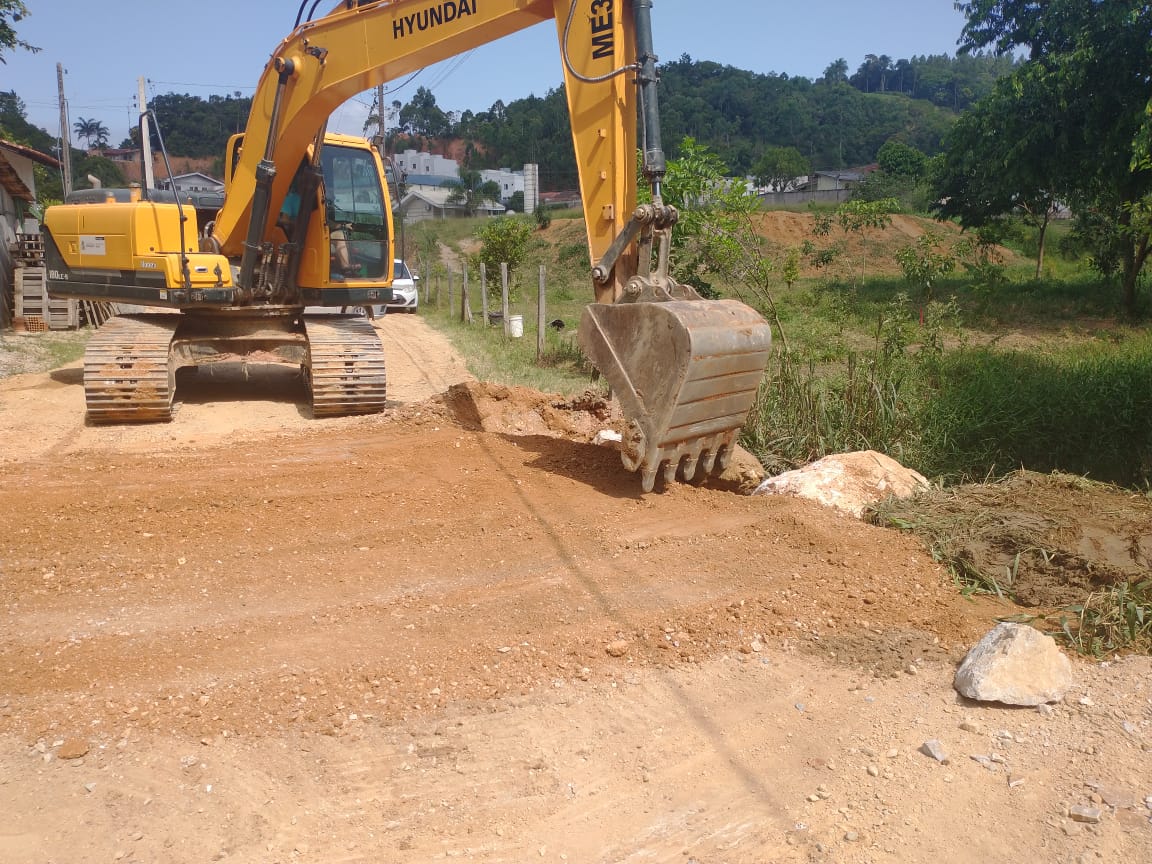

{"left": 413, "top": 209, "right": 1152, "bottom": 490}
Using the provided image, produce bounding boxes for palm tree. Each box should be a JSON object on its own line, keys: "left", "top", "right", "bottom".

{"left": 73, "top": 116, "right": 99, "bottom": 149}
{"left": 72, "top": 117, "right": 109, "bottom": 151}
{"left": 91, "top": 121, "right": 109, "bottom": 150}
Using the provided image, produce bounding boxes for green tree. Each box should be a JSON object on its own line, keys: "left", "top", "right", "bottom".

{"left": 447, "top": 169, "right": 501, "bottom": 216}
{"left": 954, "top": 0, "right": 1152, "bottom": 315}
{"left": 876, "top": 140, "right": 927, "bottom": 179}
{"left": 73, "top": 117, "right": 102, "bottom": 150}
{"left": 0, "top": 0, "right": 37, "bottom": 63}
{"left": 822, "top": 58, "right": 849, "bottom": 85}
{"left": 399, "top": 87, "right": 450, "bottom": 152}
{"left": 655, "top": 137, "right": 790, "bottom": 348}
{"left": 837, "top": 197, "right": 898, "bottom": 284}
{"left": 932, "top": 63, "right": 1063, "bottom": 278}
{"left": 895, "top": 232, "right": 956, "bottom": 300}
{"left": 752, "top": 146, "right": 810, "bottom": 191}
{"left": 474, "top": 217, "right": 533, "bottom": 299}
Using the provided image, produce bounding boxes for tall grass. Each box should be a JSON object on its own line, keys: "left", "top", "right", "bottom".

{"left": 918, "top": 335, "right": 1152, "bottom": 486}
{"left": 740, "top": 303, "right": 1152, "bottom": 488}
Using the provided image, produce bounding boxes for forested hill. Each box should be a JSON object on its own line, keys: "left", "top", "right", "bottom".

{"left": 2, "top": 52, "right": 1016, "bottom": 192}
{"left": 410, "top": 52, "right": 1016, "bottom": 188}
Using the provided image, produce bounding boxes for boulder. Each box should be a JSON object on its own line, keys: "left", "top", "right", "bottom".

{"left": 953, "top": 623, "right": 1073, "bottom": 706}
{"left": 751, "top": 450, "right": 928, "bottom": 518}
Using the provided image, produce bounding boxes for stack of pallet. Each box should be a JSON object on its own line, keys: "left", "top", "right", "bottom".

{"left": 14, "top": 233, "right": 44, "bottom": 266}
{"left": 15, "top": 266, "right": 79, "bottom": 330}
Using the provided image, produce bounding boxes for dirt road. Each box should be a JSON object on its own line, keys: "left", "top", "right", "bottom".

{"left": 1, "top": 315, "right": 1149, "bottom": 863}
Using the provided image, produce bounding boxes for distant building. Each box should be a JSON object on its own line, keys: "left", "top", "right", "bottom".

{"left": 157, "top": 172, "right": 225, "bottom": 196}
{"left": 538, "top": 190, "right": 582, "bottom": 210}
{"left": 392, "top": 149, "right": 461, "bottom": 178}
{"left": 390, "top": 149, "right": 538, "bottom": 212}
{"left": 398, "top": 188, "right": 505, "bottom": 222}
{"left": 758, "top": 165, "right": 877, "bottom": 207}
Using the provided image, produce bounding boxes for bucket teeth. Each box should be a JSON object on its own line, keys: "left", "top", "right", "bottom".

{"left": 701, "top": 446, "right": 719, "bottom": 476}
{"left": 680, "top": 452, "right": 699, "bottom": 482}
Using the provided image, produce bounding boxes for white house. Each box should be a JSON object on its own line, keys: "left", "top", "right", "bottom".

{"left": 392, "top": 149, "right": 461, "bottom": 178}
{"left": 1, "top": 138, "right": 60, "bottom": 329}
{"left": 157, "top": 171, "right": 224, "bottom": 196}
{"left": 398, "top": 187, "right": 505, "bottom": 223}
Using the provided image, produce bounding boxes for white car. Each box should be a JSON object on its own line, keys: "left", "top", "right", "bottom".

{"left": 379, "top": 259, "right": 419, "bottom": 314}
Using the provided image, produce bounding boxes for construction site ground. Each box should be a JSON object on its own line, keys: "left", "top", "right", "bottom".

{"left": 1, "top": 314, "right": 1150, "bottom": 864}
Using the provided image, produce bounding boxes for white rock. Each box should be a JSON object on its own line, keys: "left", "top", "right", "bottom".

{"left": 592, "top": 429, "right": 622, "bottom": 446}
{"left": 751, "top": 450, "right": 928, "bottom": 518}
{"left": 919, "top": 740, "right": 949, "bottom": 763}
{"left": 1069, "top": 805, "right": 1102, "bottom": 824}
{"left": 953, "top": 623, "right": 1073, "bottom": 706}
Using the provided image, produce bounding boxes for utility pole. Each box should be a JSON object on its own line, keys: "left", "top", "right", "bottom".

{"left": 374, "top": 83, "right": 385, "bottom": 151}
{"left": 138, "top": 77, "right": 155, "bottom": 190}
{"left": 56, "top": 63, "right": 72, "bottom": 196}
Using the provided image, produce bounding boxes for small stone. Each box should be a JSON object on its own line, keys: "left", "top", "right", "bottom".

{"left": 1092, "top": 784, "right": 1136, "bottom": 808}
{"left": 959, "top": 720, "right": 983, "bottom": 734}
{"left": 885, "top": 748, "right": 899, "bottom": 759}
{"left": 844, "top": 831, "right": 860, "bottom": 842}
{"left": 807, "top": 794, "right": 821, "bottom": 802}
{"left": 84, "top": 782, "right": 96, "bottom": 793}
{"left": 905, "top": 664, "right": 918, "bottom": 675}
{"left": 970, "top": 754, "right": 996, "bottom": 771}
{"left": 605, "top": 640, "right": 630, "bottom": 658}
{"left": 1008, "top": 774, "right": 1026, "bottom": 788}
{"left": 57, "top": 739, "right": 89, "bottom": 760}
{"left": 1037, "top": 704, "right": 1056, "bottom": 717}
{"left": 750, "top": 640, "right": 764, "bottom": 653}
{"left": 1062, "top": 822, "right": 1083, "bottom": 837}
{"left": 919, "top": 740, "right": 949, "bottom": 764}
{"left": 1069, "top": 805, "right": 1102, "bottom": 824}
{"left": 866, "top": 764, "right": 879, "bottom": 777}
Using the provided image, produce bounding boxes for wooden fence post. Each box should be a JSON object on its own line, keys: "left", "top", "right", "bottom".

{"left": 500, "top": 262, "right": 510, "bottom": 337}
{"left": 461, "top": 265, "right": 472, "bottom": 324}
{"left": 537, "top": 265, "right": 546, "bottom": 360}
{"left": 480, "top": 263, "right": 489, "bottom": 326}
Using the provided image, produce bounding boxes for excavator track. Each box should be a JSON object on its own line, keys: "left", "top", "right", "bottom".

{"left": 84, "top": 314, "right": 181, "bottom": 423}
{"left": 303, "top": 315, "right": 388, "bottom": 417}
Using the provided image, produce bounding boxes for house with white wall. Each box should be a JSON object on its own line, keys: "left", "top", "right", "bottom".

{"left": 1, "top": 138, "right": 61, "bottom": 329}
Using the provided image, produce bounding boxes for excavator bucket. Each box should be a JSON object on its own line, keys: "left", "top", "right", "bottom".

{"left": 579, "top": 298, "right": 773, "bottom": 492}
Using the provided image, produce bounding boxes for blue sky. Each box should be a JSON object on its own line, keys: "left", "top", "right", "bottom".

{"left": 3, "top": 0, "right": 968, "bottom": 148}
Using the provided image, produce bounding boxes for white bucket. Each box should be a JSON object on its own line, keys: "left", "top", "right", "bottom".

{"left": 507, "top": 313, "right": 524, "bottom": 338}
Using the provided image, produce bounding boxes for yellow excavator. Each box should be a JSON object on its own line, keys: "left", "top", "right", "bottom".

{"left": 42, "top": 0, "right": 772, "bottom": 491}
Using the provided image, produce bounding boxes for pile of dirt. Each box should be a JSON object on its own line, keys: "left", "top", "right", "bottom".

{"left": 443, "top": 379, "right": 618, "bottom": 440}
{"left": 873, "top": 471, "right": 1152, "bottom": 609}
